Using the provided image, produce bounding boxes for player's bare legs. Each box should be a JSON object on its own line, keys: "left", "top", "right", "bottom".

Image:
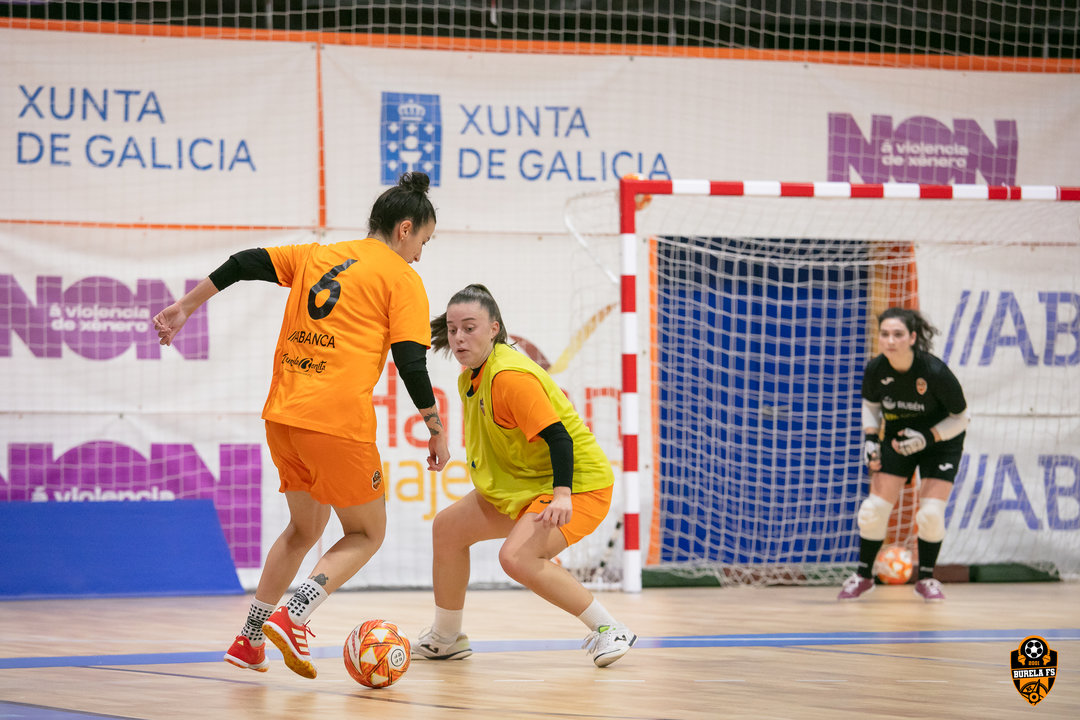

{"left": 414, "top": 491, "right": 513, "bottom": 660}
{"left": 498, "top": 516, "right": 591, "bottom": 615}
{"left": 260, "top": 496, "right": 388, "bottom": 678}
{"left": 254, "top": 491, "right": 331, "bottom": 604}
{"left": 499, "top": 503, "right": 636, "bottom": 667}
{"left": 869, "top": 472, "right": 908, "bottom": 505}
{"left": 430, "top": 490, "right": 515, "bottom": 610}
{"left": 226, "top": 491, "right": 330, "bottom": 674}
{"left": 310, "top": 500, "right": 387, "bottom": 593}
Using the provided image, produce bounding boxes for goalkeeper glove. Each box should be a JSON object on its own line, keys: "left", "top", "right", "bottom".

{"left": 864, "top": 433, "right": 881, "bottom": 467}
{"left": 893, "top": 428, "right": 929, "bottom": 456}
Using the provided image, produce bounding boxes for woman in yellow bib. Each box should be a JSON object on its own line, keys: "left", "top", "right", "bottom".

{"left": 416, "top": 284, "right": 636, "bottom": 668}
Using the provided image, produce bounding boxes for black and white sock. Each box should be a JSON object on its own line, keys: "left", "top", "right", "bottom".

{"left": 241, "top": 599, "right": 275, "bottom": 644}
{"left": 286, "top": 578, "right": 329, "bottom": 623}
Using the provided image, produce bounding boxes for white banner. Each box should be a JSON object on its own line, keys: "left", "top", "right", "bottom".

{"left": 940, "top": 419, "right": 1080, "bottom": 569}
{"left": 321, "top": 45, "right": 1080, "bottom": 234}
{"left": 919, "top": 243, "right": 1080, "bottom": 572}
{"left": 0, "top": 29, "right": 319, "bottom": 227}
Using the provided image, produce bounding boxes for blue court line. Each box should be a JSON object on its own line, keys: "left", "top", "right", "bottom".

{"left": 2, "top": 628, "right": 1076, "bottom": 671}
{"left": 0, "top": 701, "right": 143, "bottom": 720}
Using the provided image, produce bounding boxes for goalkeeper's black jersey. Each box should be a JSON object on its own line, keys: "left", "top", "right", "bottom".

{"left": 861, "top": 350, "right": 967, "bottom": 447}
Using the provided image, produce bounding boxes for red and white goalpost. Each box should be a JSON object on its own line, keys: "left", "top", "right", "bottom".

{"left": 564, "top": 178, "right": 1080, "bottom": 592}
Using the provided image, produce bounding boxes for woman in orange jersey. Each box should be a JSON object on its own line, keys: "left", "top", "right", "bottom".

{"left": 415, "top": 284, "right": 636, "bottom": 668}
{"left": 153, "top": 172, "right": 449, "bottom": 679}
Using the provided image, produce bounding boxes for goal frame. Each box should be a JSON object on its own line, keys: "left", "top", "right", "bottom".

{"left": 616, "top": 177, "right": 1080, "bottom": 593}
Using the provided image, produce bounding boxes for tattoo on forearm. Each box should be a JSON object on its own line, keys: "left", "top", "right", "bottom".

{"left": 423, "top": 411, "right": 443, "bottom": 436}
{"left": 312, "top": 573, "right": 328, "bottom": 586}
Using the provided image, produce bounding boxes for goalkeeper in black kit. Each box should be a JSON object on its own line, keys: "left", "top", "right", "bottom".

{"left": 838, "top": 307, "right": 970, "bottom": 603}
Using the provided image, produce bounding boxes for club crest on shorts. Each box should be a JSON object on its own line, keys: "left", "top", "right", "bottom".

{"left": 371, "top": 469, "right": 383, "bottom": 492}
{"left": 915, "top": 377, "right": 927, "bottom": 395}
{"left": 1011, "top": 635, "right": 1057, "bottom": 705}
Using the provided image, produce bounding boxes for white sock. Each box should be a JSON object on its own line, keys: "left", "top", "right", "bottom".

{"left": 431, "top": 606, "right": 464, "bottom": 639}
{"left": 577, "top": 598, "right": 617, "bottom": 632}
{"left": 286, "top": 578, "right": 329, "bottom": 623}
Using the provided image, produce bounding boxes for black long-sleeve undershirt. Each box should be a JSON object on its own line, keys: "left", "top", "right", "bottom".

{"left": 538, "top": 421, "right": 574, "bottom": 490}
{"left": 391, "top": 341, "right": 437, "bottom": 410}
{"left": 208, "top": 248, "right": 278, "bottom": 289}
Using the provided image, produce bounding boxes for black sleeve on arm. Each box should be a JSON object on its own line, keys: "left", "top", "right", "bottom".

{"left": 391, "top": 341, "right": 437, "bottom": 410}
{"left": 538, "top": 421, "right": 574, "bottom": 490}
{"left": 208, "top": 248, "right": 278, "bottom": 290}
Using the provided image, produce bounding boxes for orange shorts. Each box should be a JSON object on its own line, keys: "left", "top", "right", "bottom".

{"left": 265, "top": 420, "right": 385, "bottom": 507}
{"left": 516, "top": 484, "right": 613, "bottom": 546}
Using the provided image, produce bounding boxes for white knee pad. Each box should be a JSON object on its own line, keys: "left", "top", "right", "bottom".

{"left": 857, "top": 494, "right": 894, "bottom": 541}
{"left": 916, "top": 498, "right": 948, "bottom": 543}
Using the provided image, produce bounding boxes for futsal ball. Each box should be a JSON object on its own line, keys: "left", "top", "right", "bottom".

{"left": 343, "top": 619, "right": 410, "bottom": 688}
{"left": 875, "top": 544, "right": 914, "bottom": 585}
{"left": 622, "top": 173, "right": 653, "bottom": 211}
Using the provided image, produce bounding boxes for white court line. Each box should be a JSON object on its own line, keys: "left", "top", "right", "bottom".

{"left": 795, "top": 679, "right": 849, "bottom": 683}
{"left": 595, "top": 678, "right": 647, "bottom": 683}
{"left": 493, "top": 678, "right": 545, "bottom": 683}
{"left": 897, "top": 679, "right": 948, "bottom": 683}
{"left": 694, "top": 679, "right": 747, "bottom": 683}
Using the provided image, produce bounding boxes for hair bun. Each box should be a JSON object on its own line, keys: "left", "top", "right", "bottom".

{"left": 399, "top": 172, "right": 430, "bottom": 193}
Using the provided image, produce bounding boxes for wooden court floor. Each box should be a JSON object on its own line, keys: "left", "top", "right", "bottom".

{"left": 1, "top": 583, "right": 1077, "bottom": 719}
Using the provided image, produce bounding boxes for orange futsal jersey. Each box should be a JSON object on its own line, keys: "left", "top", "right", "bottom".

{"left": 261, "top": 238, "right": 431, "bottom": 442}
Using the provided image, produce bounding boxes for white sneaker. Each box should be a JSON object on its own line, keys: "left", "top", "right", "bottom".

{"left": 582, "top": 623, "right": 636, "bottom": 667}
{"left": 414, "top": 628, "right": 472, "bottom": 660}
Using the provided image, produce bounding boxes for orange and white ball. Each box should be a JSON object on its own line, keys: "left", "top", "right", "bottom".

{"left": 343, "top": 619, "right": 410, "bottom": 688}
{"left": 875, "top": 544, "right": 914, "bottom": 585}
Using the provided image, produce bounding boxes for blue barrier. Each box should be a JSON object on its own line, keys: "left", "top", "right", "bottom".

{"left": 0, "top": 500, "right": 244, "bottom": 599}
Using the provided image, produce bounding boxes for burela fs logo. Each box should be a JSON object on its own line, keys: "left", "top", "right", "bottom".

{"left": 1011, "top": 636, "right": 1057, "bottom": 705}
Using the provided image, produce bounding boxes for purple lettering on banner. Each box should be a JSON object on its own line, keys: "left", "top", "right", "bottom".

{"left": 0, "top": 275, "right": 208, "bottom": 360}
{"left": 980, "top": 291, "right": 1039, "bottom": 367}
{"left": 827, "top": 113, "right": 891, "bottom": 183}
{"left": 890, "top": 116, "right": 955, "bottom": 184}
{"left": 1039, "top": 292, "right": 1080, "bottom": 367}
{"left": 0, "top": 275, "right": 63, "bottom": 357}
{"left": 978, "top": 454, "right": 1041, "bottom": 530}
{"left": 827, "top": 113, "right": 1018, "bottom": 185}
{"left": 953, "top": 119, "right": 1018, "bottom": 186}
{"left": 1043, "top": 455, "right": 1080, "bottom": 531}
{"left": 1, "top": 441, "right": 261, "bottom": 568}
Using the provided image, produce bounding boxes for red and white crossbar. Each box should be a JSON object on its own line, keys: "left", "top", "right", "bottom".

{"left": 614, "top": 178, "right": 1080, "bottom": 593}
{"left": 620, "top": 180, "right": 1080, "bottom": 230}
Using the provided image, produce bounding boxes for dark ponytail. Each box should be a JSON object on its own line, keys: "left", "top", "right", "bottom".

{"left": 431, "top": 284, "right": 510, "bottom": 355}
{"left": 878, "top": 307, "right": 938, "bottom": 353}
{"left": 368, "top": 172, "right": 436, "bottom": 239}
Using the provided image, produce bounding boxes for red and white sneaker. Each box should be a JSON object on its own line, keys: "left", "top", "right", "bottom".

{"left": 913, "top": 577, "right": 946, "bottom": 602}
{"left": 224, "top": 635, "right": 270, "bottom": 672}
{"left": 262, "top": 606, "right": 317, "bottom": 679}
{"left": 837, "top": 573, "right": 875, "bottom": 601}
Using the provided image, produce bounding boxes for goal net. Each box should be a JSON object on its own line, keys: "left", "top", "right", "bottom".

{"left": 564, "top": 179, "right": 1080, "bottom": 588}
